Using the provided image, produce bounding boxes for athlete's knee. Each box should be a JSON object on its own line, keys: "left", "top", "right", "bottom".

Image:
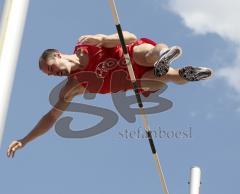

{"left": 146, "top": 43, "right": 168, "bottom": 59}
{"left": 155, "top": 43, "right": 168, "bottom": 50}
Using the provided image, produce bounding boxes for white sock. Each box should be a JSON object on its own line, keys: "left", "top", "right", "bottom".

{"left": 159, "top": 48, "right": 170, "bottom": 57}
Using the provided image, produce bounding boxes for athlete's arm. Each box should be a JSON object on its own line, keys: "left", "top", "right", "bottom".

{"left": 102, "top": 31, "right": 137, "bottom": 47}
{"left": 7, "top": 79, "right": 85, "bottom": 158}
{"left": 78, "top": 31, "right": 137, "bottom": 48}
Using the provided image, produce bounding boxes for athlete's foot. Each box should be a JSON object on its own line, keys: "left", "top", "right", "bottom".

{"left": 178, "top": 66, "right": 213, "bottom": 81}
{"left": 154, "top": 46, "right": 182, "bottom": 77}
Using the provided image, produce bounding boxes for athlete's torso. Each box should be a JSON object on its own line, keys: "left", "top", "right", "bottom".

{"left": 69, "top": 44, "right": 132, "bottom": 93}
{"left": 68, "top": 38, "right": 156, "bottom": 94}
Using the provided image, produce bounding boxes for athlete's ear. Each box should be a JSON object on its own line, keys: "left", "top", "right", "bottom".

{"left": 54, "top": 52, "right": 61, "bottom": 58}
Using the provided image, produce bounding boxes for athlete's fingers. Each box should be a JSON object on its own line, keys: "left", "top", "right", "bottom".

{"left": 8, "top": 149, "right": 14, "bottom": 158}
{"left": 12, "top": 150, "right": 15, "bottom": 158}
{"left": 7, "top": 149, "right": 10, "bottom": 157}
{"left": 13, "top": 143, "right": 21, "bottom": 151}
{"left": 8, "top": 141, "right": 18, "bottom": 148}
{"left": 7, "top": 142, "right": 17, "bottom": 157}
{"left": 7, "top": 146, "right": 15, "bottom": 158}
{"left": 7, "top": 148, "right": 14, "bottom": 158}
{"left": 7, "top": 147, "right": 12, "bottom": 157}
{"left": 7, "top": 141, "right": 22, "bottom": 158}
{"left": 10, "top": 150, "right": 15, "bottom": 158}
{"left": 10, "top": 145, "right": 18, "bottom": 158}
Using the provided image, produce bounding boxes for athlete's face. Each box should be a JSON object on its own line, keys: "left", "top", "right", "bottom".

{"left": 44, "top": 53, "right": 71, "bottom": 76}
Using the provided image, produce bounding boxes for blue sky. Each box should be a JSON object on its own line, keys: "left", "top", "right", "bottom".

{"left": 0, "top": 0, "right": 239, "bottom": 194}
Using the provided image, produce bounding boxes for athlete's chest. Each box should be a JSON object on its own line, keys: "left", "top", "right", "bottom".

{"left": 88, "top": 49, "right": 129, "bottom": 78}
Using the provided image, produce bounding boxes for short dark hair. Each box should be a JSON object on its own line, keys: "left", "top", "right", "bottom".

{"left": 39, "top": 49, "right": 59, "bottom": 70}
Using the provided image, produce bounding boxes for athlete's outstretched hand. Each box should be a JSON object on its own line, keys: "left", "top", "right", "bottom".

{"left": 7, "top": 140, "right": 24, "bottom": 158}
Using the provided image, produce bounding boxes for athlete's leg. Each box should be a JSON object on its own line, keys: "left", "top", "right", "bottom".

{"left": 133, "top": 43, "right": 212, "bottom": 84}
{"left": 133, "top": 43, "right": 168, "bottom": 67}
{"left": 140, "top": 68, "right": 188, "bottom": 92}
{"left": 140, "top": 66, "right": 213, "bottom": 92}
{"left": 133, "top": 43, "right": 181, "bottom": 78}
{"left": 145, "top": 43, "right": 169, "bottom": 64}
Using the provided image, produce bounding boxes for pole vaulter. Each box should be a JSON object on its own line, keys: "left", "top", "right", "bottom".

{"left": 5, "top": 3, "right": 211, "bottom": 193}
{"left": 108, "top": 1, "right": 169, "bottom": 194}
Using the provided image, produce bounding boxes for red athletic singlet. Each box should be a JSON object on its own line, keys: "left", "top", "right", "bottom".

{"left": 68, "top": 38, "right": 156, "bottom": 94}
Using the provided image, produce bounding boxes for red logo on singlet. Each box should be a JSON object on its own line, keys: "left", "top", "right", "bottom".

{"left": 95, "top": 57, "right": 127, "bottom": 78}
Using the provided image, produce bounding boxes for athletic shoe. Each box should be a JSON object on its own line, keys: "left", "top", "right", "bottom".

{"left": 154, "top": 46, "right": 182, "bottom": 77}
{"left": 179, "top": 66, "right": 213, "bottom": 81}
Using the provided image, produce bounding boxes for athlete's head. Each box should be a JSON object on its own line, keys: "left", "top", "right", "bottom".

{"left": 39, "top": 49, "right": 71, "bottom": 76}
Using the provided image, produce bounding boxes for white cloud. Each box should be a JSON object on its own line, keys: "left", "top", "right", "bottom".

{"left": 217, "top": 49, "right": 240, "bottom": 93}
{"left": 168, "top": 0, "right": 240, "bottom": 94}
{"left": 168, "top": 0, "right": 240, "bottom": 43}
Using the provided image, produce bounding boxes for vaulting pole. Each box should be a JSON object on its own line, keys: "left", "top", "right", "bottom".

{"left": 108, "top": 1, "right": 169, "bottom": 194}
{"left": 0, "top": 0, "right": 30, "bottom": 147}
